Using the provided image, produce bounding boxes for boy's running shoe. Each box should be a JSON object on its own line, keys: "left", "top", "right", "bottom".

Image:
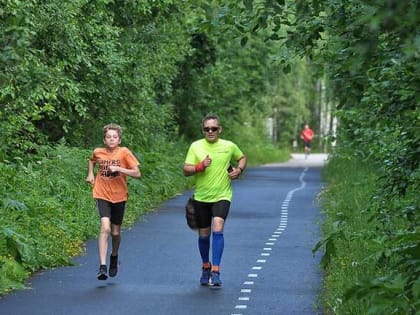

{"left": 97, "top": 264, "right": 108, "bottom": 280}
{"left": 109, "top": 255, "right": 118, "bottom": 277}
{"left": 211, "top": 271, "right": 222, "bottom": 286}
{"left": 200, "top": 265, "right": 212, "bottom": 285}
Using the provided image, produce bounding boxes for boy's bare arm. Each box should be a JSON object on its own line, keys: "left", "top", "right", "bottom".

{"left": 86, "top": 159, "right": 96, "bottom": 184}
{"left": 108, "top": 165, "right": 141, "bottom": 179}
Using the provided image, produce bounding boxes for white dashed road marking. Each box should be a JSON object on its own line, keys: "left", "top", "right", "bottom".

{"left": 231, "top": 168, "right": 308, "bottom": 315}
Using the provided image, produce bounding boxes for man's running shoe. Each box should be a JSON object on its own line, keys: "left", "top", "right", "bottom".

{"left": 211, "top": 271, "right": 222, "bottom": 286}
{"left": 97, "top": 264, "right": 108, "bottom": 280}
{"left": 200, "top": 266, "right": 212, "bottom": 285}
{"left": 109, "top": 255, "right": 118, "bottom": 277}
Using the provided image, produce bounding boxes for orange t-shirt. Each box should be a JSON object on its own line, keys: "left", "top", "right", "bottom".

{"left": 90, "top": 147, "right": 139, "bottom": 203}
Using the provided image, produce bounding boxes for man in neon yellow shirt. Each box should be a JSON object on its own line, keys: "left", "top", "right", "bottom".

{"left": 183, "top": 114, "right": 247, "bottom": 286}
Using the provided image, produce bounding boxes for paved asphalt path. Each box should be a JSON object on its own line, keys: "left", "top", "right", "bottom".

{"left": 0, "top": 154, "right": 327, "bottom": 315}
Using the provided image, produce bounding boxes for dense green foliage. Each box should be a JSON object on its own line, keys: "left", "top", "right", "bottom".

{"left": 0, "top": 0, "right": 192, "bottom": 155}
{"left": 0, "top": 0, "right": 295, "bottom": 295}
{"left": 0, "top": 0, "right": 313, "bottom": 156}
{"left": 230, "top": 0, "right": 418, "bottom": 313}
{"left": 318, "top": 152, "right": 419, "bottom": 314}
{"left": 1, "top": 0, "right": 417, "bottom": 313}
{"left": 213, "top": 0, "right": 419, "bottom": 313}
{"left": 308, "top": 2, "right": 419, "bottom": 313}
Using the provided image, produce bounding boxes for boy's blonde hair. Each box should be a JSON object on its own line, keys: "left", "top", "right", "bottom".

{"left": 103, "top": 123, "right": 122, "bottom": 139}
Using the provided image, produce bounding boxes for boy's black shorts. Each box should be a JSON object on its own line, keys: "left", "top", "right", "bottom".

{"left": 96, "top": 199, "right": 126, "bottom": 225}
{"left": 192, "top": 199, "right": 231, "bottom": 229}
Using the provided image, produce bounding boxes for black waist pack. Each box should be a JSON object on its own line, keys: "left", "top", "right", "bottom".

{"left": 185, "top": 196, "right": 198, "bottom": 230}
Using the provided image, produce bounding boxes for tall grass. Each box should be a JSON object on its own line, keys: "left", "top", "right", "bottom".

{"left": 318, "top": 154, "right": 419, "bottom": 314}
{"left": 317, "top": 156, "right": 378, "bottom": 314}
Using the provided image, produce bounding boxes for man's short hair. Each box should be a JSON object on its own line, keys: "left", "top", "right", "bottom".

{"left": 202, "top": 114, "right": 220, "bottom": 127}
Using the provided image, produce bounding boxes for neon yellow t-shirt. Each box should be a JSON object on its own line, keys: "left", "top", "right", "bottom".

{"left": 185, "top": 138, "right": 244, "bottom": 202}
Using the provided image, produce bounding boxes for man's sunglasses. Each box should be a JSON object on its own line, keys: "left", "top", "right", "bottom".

{"left": 203, "top": 127, "right": 219, "bottom": 132}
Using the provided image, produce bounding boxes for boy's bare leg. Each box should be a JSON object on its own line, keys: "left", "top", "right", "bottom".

{"left": 111, "top": 224, "right": 121, "bottom": 256}
{"left": 98, "top": 218, "right": 111, "bottom": 264}
{"left": 109, "top": 224, "right": 121, "bottom": 277}
{"left": 97, "top": 217, "right": 111, "bottom": 280}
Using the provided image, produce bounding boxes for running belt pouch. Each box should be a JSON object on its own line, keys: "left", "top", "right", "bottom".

{"left": 185, "top": 196, "right": 198, "bottom": 230}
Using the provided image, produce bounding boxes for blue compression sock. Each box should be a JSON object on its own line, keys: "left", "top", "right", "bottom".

{"left": 198, "top": 235, "right": 210, "bottom": 264}
{"left": 212, "top": 232, "right": 224, "bottom": 267}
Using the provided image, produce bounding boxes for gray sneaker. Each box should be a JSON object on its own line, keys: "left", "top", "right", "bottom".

{"left": 200, "top": 266, "right": 212, "bottom": 285}
{"left": 97, "top": 264, "right": 108, "bottom": 280}
{"left": 109, "top": 255, "right": 118, "bottom": 277}
{"left": 211, "top": 271, "right": 222, "bottom": 286}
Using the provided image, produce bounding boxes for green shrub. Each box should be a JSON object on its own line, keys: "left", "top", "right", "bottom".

{"left": 317, "top": 153, "right": 419, "bottom": 314}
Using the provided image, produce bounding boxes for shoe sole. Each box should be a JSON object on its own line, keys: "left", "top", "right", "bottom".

{"left": 109, "top": 270, "right": 117, "bottom": 277}
{"left": 200, "top": 268, "right": 211, "bottom": 286}
{"left": 210, "top": 272, "right": 221, "bottom": 287}
{"left": 210, "top": 279, "right": 222, "bottom": 287}
{"left": 97, "top": 274, "right": 108, "bottom": 280}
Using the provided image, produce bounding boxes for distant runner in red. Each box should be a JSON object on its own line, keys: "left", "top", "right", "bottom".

{"left": 300, "top": 124, "right": 315, "bottom": 157}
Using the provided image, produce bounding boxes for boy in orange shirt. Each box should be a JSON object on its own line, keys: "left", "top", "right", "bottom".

{"left": 86, "top": 123, "right": 141, "bottom": 280}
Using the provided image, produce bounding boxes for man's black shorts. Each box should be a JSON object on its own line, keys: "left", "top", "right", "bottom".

{"left": 192, "top": 199, "right": 231, "bottom": 228}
